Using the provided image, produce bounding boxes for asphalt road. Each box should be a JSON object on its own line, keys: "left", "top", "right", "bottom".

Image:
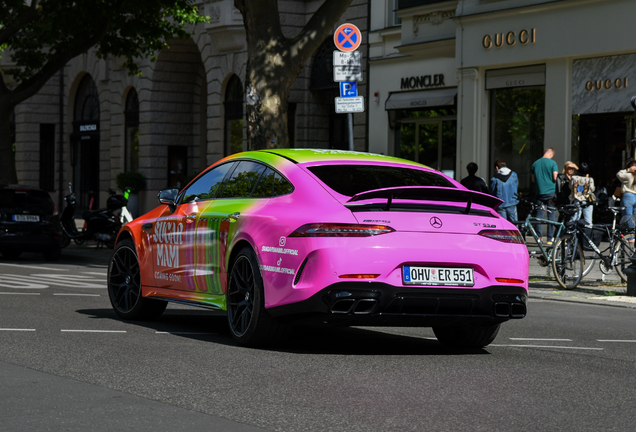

{"left": 1, "top": 246, "right": 636, "bottom": 431}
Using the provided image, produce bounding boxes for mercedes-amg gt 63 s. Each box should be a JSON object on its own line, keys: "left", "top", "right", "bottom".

{"left": 107, "top": 149, "right": 528, "bottom": 348}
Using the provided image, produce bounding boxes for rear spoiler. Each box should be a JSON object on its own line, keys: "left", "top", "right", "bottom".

{"left": 347, "top": 186, "right": 502, "bottom": 211}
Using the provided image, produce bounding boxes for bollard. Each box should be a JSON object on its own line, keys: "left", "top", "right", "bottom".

{"left": 626, "top": 253, "right": 636, "bottom": 296}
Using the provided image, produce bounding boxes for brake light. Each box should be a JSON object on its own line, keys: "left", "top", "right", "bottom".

{"left": 289, "top": 223, "right": 395, "bottom": 237}
{"left": 479, "top": 229, "right": 524, "bottom": 244}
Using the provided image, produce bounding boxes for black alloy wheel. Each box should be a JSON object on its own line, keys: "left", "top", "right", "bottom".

{"left": 226, "top": 247, "right": 290, "bottom": 347}
{"left": 107, "top": 239, "right": 166, "bottom": 320}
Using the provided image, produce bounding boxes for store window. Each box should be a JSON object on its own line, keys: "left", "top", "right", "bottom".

{"left": 490, "top": 86, "right": 545, "bottom": 195}
{"left": 124, "top": 89, "right": 140, "bottom": 173}
{"left": 394, "top": 108, "right": 457, "bottom": 178}
{"left": 224, "top": 75, "right": 244, "bottom": 156}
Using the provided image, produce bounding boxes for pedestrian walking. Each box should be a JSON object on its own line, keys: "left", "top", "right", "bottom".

{"left": 460, "top": 162, "right": 488, "bottom": 193}
{"left": 531, "top": 147, "right": 559, "bottom": 244}
{"left": 570, "top": 162, "right": 595, "bottom": 226}
{"left": 489, "top": 159, "right": 519, "bottom": 222}
{"left": 617, "top": 158, "right": 636, "bottom": 218}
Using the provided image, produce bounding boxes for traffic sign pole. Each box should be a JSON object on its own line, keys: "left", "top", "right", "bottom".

{"left": 333, "top": 23, "right": 363, "bottom": 151}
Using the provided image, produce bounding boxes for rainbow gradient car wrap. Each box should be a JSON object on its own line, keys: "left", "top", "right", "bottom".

{"left": 109, "top": 149, "right": 529, "bottom": 348}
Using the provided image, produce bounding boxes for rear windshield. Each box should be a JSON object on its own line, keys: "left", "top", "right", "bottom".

{"left": 0, "top": 189, "right": 54, "bottom": 213}
{"left": 307, "top": 165, "right": 455, "bottom": 197}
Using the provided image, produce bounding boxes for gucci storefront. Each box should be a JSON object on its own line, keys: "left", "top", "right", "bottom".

{"left": 370, "top": 0, "right": 636, "bottom": 192}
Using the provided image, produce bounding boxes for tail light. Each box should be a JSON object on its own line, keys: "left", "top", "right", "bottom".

{"left": 479, "top": 229, "right": 524, "bottom": 244}
{"left": 289, "top": 223, "right": 395, "bottom": 237}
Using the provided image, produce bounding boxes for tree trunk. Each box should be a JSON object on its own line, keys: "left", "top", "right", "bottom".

{"left": 0, "top": 107, "right": 18, "bottom": 184}
{"left": 236, "top": 0, "right": 353, "bottom": 150}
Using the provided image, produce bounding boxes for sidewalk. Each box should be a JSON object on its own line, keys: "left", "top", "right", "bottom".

{"left": 528, "top": 243, "right": 636, "bottom": 309}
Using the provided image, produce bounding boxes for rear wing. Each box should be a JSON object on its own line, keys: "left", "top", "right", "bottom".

{"left": 347, "top": 186, "right": 502, "bottom": 212}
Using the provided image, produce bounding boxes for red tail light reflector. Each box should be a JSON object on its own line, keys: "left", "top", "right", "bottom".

{"left": 289, "top": 223, "right": 395, "bottom": 237}
{"left": 338, "top": 274, "right": 380, "bottom": 279}
{"left": 495, "top": 277, "right": 524, "bottom": 284}
{"left": 479, "top": 229, "right": 524, "bottom": 244}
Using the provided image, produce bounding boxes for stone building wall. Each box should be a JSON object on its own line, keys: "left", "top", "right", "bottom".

{"left": 10, "top": 0, "right": 369, "bottom": 214}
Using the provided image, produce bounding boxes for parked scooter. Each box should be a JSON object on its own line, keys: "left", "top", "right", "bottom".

{"left": 60, "top": 183, "right": 129, "bottom": 248}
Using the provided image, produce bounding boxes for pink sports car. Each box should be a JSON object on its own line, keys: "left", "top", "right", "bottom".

{"left": 107, "top": 149, "right": 528, "bottom": 348}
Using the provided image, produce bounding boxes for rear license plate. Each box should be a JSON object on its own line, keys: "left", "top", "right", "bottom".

{"left": 403, "top": 266, "right": 474, "bottom": 287}
{"left": 13, "top": 214, "right": 40, "bottom": 222}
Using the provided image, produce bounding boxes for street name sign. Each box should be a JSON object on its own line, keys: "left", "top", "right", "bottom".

{"left": 335, "top": 96, "right": 365, "bottom": 113}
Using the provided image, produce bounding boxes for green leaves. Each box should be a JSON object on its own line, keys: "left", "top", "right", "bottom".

{"left": 0, "top": 0, "right": 209, "bottom": 82}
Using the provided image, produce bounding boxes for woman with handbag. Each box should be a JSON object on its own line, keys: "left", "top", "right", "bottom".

{"left": 617, "top": 158, "right": 636, "bottom": 218}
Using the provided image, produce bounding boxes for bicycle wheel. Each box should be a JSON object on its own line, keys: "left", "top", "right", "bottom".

{"left": 614, "top": 233, "right": 635, "bottom": 283}
{"left": 551, "top": 234, "right": 584, "bottom": 289}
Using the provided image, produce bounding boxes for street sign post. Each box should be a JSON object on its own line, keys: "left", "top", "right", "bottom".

{"left": 339, "top": 82, "right": 358, "bottom": 98}
{"left": 333, "top": 23, "right": 363, "bottom": 151}
{"left": 335, "top": 97, "right": 365, "bottom": 113}
{"left": 333, "top": 23, "right": 362, "bottom": 53}
{"left": 333, "top": 51, "right": 362, "bottom": 66}
{"left": 333, "top": 66, "right": 363, "bottom": 82}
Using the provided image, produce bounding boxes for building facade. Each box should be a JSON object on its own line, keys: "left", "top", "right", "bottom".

{"left": 7, "top": 0, "right": 369, "bottom": 214}
{"left": 369, "top": 0, "right": 636, "bottom": 194}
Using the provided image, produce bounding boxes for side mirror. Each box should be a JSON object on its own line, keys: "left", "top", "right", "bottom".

{"left": 157, "top": 188, "right": 179, "bottom": 210}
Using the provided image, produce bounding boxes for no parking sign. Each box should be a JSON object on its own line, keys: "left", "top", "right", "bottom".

{"left": 334, "top": 23, "right": 361, "bottom": 53}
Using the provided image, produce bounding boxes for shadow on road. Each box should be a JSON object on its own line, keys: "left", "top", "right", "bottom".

{"left": 75, "top": 306, "right": 491, "bottom": 356}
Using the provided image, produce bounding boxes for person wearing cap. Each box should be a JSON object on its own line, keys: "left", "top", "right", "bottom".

{"left": 617, "top": 158, "right": 636, "bottom": 218}
{"left": 570, "top": 162, "right": 595, "bottom": 226}
{"left": 556, "top": 161, "right": 578, "bottom": 221}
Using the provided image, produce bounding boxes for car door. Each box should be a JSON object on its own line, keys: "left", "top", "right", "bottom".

{"left": 151, "top": 161, "right": 236, "bottom": 291}
{"left": 193, "top": 160, "right": 268, "bottom": 298}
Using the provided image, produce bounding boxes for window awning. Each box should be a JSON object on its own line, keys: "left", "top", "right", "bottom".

{"left": 385, "top": 88, "right": 457, "bottom": 110}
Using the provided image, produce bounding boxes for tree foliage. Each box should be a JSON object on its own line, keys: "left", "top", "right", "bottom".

{"left": 0, "top": 0, "right": 208, "bottom": 184}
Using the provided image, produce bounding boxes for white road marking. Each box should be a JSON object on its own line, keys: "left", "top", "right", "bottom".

{"left": 597, "top": 340, "right": 636, "bottom": 343}
{"left": 491, "top": 344, "right": 603, "bottom": 350}
{"left": 0, "top": 328, "right": 36, "bottom": 331}
{"left": 61, "top": 330, "right": 126, "bottom": 333}
{"left": 510, "top": 338, "right": 573, "bottom": 341}
{"left": 53, "top": 293, "right": 101, "bottom": 297}
{"left": 155, "top": 332, "right": 213, "bottom": 335}
{"left": 0, "top": 292, "right": 40, "bottom": 295}
{"left": 0, "top": 263, "right": 67, "bottom": 271}
{"left": 0, "top": 274, "right": 105, "bottom": 289}
{"left": 0, "top": 277, "right": 49, "bottom": 289}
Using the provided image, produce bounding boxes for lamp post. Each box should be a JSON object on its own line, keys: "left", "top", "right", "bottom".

{"left": 625, "top": 96, "right": 636, "bottom": 296}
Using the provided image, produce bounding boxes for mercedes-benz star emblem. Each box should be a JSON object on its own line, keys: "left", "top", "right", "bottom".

{"left": 430, "top": 217, "right": 443, "bottom": 229}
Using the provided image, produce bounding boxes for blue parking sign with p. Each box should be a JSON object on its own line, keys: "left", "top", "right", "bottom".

{"left": 339, "top": 81, "right": 358, "bottom": 98}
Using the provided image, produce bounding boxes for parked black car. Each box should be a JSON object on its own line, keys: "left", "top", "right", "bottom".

{"left": 0, "top": 185, "right": 63, "bottom": 260}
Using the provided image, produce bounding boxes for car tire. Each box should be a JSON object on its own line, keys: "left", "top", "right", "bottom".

{"left": 43, "top": 247, "right": 61, "bottom": 261}
{"left": 107, "top": 239, "right": 167, "bottom": 320}
{"left": 1, "top": 249, "right": 22, "bottom": 260}
{"left": 433, "top": 323, "right": 501, "bottom": 349}
{"left": 226, "top": 246, "right": 290, "bottom": 347}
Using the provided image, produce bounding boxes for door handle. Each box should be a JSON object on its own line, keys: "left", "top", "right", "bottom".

{"left": 228, "top": 212, "right": 240, "bottom": 221}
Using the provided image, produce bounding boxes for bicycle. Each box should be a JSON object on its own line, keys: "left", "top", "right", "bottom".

{"left": 514, "top": 195, "right": 573, "bottom": 270}
{"left": 552, "top": 201, "right": 635, "bottom": 289}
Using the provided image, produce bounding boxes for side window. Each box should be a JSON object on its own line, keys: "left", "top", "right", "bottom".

{"left": 220, "top": 161, "right": 267, "bottom": 198}
{"left": 252, "top": 168, "right": 294, "bottom": 198}
{"left": 181, "top": 162, "right": 235, "bottom": 203}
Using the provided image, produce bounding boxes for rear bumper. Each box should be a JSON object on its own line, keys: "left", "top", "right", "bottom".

{"left": 268, "top": 282, "right": 527, "bottom": 327}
